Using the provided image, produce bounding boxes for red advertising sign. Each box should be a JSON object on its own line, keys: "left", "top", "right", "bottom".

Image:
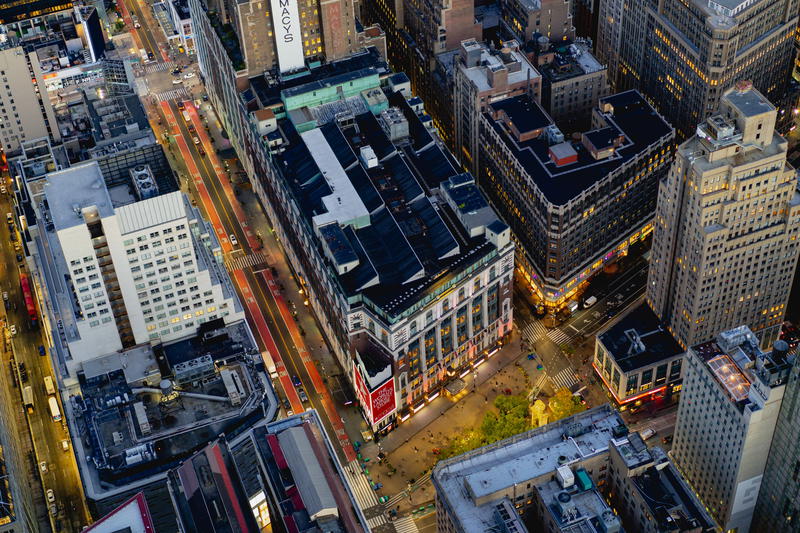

{"left": 369, "top": 379, "right": 396, "bottom": 425}
{"left": 353, "top": 368, "right": 396, "bottom": 425}
{"left": 353, "top": 368, "right": 371, "bottom": 420}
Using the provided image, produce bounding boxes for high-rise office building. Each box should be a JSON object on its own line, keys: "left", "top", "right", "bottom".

{"left": 647, "top": 83, "right": 800, "bottom": 349}
{"left": 29, "top": 161, "right": 244, "bottom": 376}
{"left": 595, "top": 0, "right": 799, "bottom": 137}
{"left": 671, "top": 325, "right": 792, "bottom": 532}
{"left": 450, "top": 39, "right": 542, "bottom": 177}
{"left": 0, "top": 0, "right": 71, "bottom": 23}
{"left": 479, "top": 90, "right": 673, "bottom": 310}
{"left": 752, "top": 341, "right": 800, "bottom": 531}
{"left": 0, "top": 48, "right": 50, "bottom": 154}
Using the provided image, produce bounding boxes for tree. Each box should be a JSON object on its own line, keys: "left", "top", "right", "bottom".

{"left": 548, "top": 387, "right": 585, "bottom": 421}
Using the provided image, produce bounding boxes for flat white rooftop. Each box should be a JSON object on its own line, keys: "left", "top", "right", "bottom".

{"left": 433, "top": 405, "right": 626, "bottom": 532}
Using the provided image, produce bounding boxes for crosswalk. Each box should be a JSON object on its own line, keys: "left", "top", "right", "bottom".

{"left": 367, "top": 514, "right": 389, "bottom": 529}
{"left": 393, "top": 516, "right": 420, "bottom": 532}
{"left": 156, "top": 87, "right": 190, "bottom": 102}
{"left": 550, "top": 367, "right": 579, "bottom": 391}
{"left": 344, "top": 460, "right": 379, "bottom": 509}
{"left": 143, "top": 61, "right": 174, "bottom": 73}
{"left": 224, "top": 251, "right": 268, "bottom": 271}
{"left": 548, "top": 328, "right": 575, "bottom": 346}
{"left": 520, "top": 321, "right": 548, "bottom": 343}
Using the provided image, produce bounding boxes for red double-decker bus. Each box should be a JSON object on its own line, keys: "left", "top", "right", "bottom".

{"left": 19, "top": 273, "right": 37, "bottom": 327}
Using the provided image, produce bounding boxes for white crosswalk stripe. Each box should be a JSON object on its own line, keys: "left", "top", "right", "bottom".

{"left": 367, "top": 515, "right": 388, "bottom": 528}
{"left": 393, "top": 516, "right": 420, "bottom": 533}
{"left": 224, "top": 251, "right": 268, "bottom": 271}
{"left": 144, "top": 61, "right": 174, "bottom": 73}
{"left": 550, "top": 367, "right": 578, "bottom": 391}
{"left": 343, "top": 460, "right": 379, "bottom": 509}
{"left": 547, "top": 328, "right": 574, "bottom": 346}
{"left": 521, "top": 321, "right": 547, "bottom": 343}
{"left": 156, "top": 87, "right": 190, "bottom": 102}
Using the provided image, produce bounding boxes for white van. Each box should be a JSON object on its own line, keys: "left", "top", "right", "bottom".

{"left": 44, "top": 376, "right": 55, "bottom": 396}
{"left": 583, "top": 296, "right": 597, "bottom": 308}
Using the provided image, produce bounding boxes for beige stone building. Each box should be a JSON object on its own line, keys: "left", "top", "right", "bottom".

{"left": 671, "top": 325, "right": 791, "bottom": 532}
{"left": 0, "top": 47, "right": 50, "bottom": 154}
{"left": 647, "top": 82, "right": 800, "bottom": 349}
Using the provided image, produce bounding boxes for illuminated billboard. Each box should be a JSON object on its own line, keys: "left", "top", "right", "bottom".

{"left": 353, "top": 369, "right": 396, "bottom": 426}
{"left": 269, "top": 0, "right": 305, "bottom": 73}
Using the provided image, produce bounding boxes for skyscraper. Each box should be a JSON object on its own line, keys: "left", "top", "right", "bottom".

{"left": 647, "top": 82, "right": 800, "bottom": 349}
{"left": 752, "top": 341, "right": 800, "bottom": 531}
{"left": 595, "top": 0, "right": 798, "bottom": 137}
{"left": 671, "top": 325, "right": 792, "bottom": 532}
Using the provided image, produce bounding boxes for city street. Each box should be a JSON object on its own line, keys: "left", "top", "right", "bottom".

{"left": 0, "top": 189, "right": 89, "bottom": 532}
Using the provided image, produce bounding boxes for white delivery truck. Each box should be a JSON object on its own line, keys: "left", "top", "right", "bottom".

{"left": 48, "top": 397, "right": 61, "bottom": 422}
{"left": 22, "top": 385, "right": 33, "bottom": 414}
{"left": 44, "top": 376, "right": 55, "bottom": 395}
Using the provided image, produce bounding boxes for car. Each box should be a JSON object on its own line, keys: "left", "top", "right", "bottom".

{"left": 177, "top": 100, "right": 185, "bottom": 110}
{"left": 46, "top": 489, "right": 55, "bottom": 503}
{"left": 298, "top": 388, "right": 309, "bottom": 402}
{"left": 583, "top": 295, "right": 597, "bottom": 308}
{"left": 13, "top": 242, "right": 20, "bottom": 251}
{"left": 172, "top": 79, "right": 182, "bottom": 85}
{"left": 291, "top": 375, "right": 302, "bottom": 387}
{"left": 640, "top": 427, "right": 656, "bottom": 441}
{"left": 147, "top": 51, "right": 154, "bottom": 60}
{"left": 183, "top": 72, "right": 195, "bottom": 79}
{"left": 187, "top": 123, "right": 195, "bottom": 132}
{"left": 134, "top": 22, "right": 141, "bottom": 28}
{"left": 38, "top": 345, "right": 46, "bottom": 356}
{"left": 661, "top": 435, "right": 674, "bottom": 445}
{"left": 193, "top": 136, "right": 200, "bottom": 145}
{"left": 61, "top": 440, "right": 69, "bottom": 451}
{"left": 9, "top": 325, "right": 16, "bottom": 337}
{"left": 198, "top": 148, "right": 206, "bottom": 157}
{"left": 5, "top": 212, "right": 12, "bottom": 224}
{"left": 229, "top": 234, "right": 238, "bottom": 246}
{"left": 282, "top": 397, "right": 291, "bottom": 411}
{"left": 18, "top": 362, "right": 26, "bottom": 382}
{"left": 202, "top": 93, "right": 209, "bottom": 101}
{"left": 40, "top": 461, "right": 47, "bottom": 473}
{"left": 15, "top": 254, "right": 22, "bottom": 262}
{"left": 0, "top": 186, "right": 6, "bottom": 194}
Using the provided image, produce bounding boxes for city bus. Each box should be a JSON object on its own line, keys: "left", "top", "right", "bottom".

{"left": 48, "top": 397, "right": 61, "bottom": 422}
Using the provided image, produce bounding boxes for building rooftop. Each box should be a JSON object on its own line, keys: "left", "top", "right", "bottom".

{"left": 443, "top": 39, "right": 540, "bottom": 94}
{"left": 535, "top": 474, "right": 621, "bottom": 533}
{"left": 432, "top": 405, "right": 627, "bottom": 532}
{"left": 635, "top": 459, "right": 717, "bottom": 531}
{"left": 72, "top": 319, "right": 274, "bottom": 500}
{"left": 485, "top": 90, "right": 673, "bottom": 206}
{"left": 44, "top": 161, "right": 115, "bottom": 231}
{"left": 538, "top": 40, "right": 604, "bottom": 84}
{"left": 692, "top": 325, "right": 793, "bottom": 408}
{"left": 83, "top": 492, "right": 155, "bottom": 533}
{"left": 255, "top": 412, "right": 370, "bottom": 532}
{"left": 598, "top": 303, "right": 683, "bottom": 373}
{"left": 272, "top": 84, "right": 506, "bottom": 319}
{"left": 248, "top": 47, "right": 389, "bottom": 110}
{"left": 723, "top": 81, "right": 775, "bottom": 117}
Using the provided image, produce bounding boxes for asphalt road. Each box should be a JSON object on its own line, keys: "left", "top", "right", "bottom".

{"left": 0, "top": 199, "right": 89, "bottom": 531}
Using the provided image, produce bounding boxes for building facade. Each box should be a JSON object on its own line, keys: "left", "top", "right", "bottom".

{"left": 191, "top": 0, "right": 515, "bottom": 434}
{"left": 535, "top": 38, "right": 608, "bottom": 131}
{"left": 31, "top": 161, "right": 244, "bottom": 375}
{"left": 671, "top": 325, "right": 792, "bottom": 532}
{"left": 0, "top": 47, "right": 50, "bottom": 154}
{"left": 647, "top": 83, "right": 800, "bottom": 349}
{"left": 500, "top": 0, "right": 574, "bottom": 43}
{"left": 479, "top": 90, "right": 674, "bottom": 310}
{"left": 595, "top": 0, "right": 799, "bottom": 138}
{"left": 450, "top": 39, "right": 541, "bottom": 177}
{"left": 752, "top": 342, "right": 800, "bottom": 531}
{"left": 594, "top": 302, "right": 684, "bottom": 406}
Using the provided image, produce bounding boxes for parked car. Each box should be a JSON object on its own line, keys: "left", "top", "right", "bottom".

{"left": 183, "top": 72, "right": 195, "bottom": 79}
{"left": 298, "top": 388, "right": 309, "bottom": 403}
{"left": 9, "top": 325, "right": 16, "bottom": 337}
{"left": 172, "top": 79, "right": 182, "bottom": 85}
{"left": 61, "top": 440, "right": 69, "bottom": 452}
{"left": 40, "top": 461, "right": 47, "bottom": 473}
{"left": 38, "top": 345, "right": 46, "bottom": 356}
{"left": 46, "top": 489, "right": 55, "bottom": 503}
